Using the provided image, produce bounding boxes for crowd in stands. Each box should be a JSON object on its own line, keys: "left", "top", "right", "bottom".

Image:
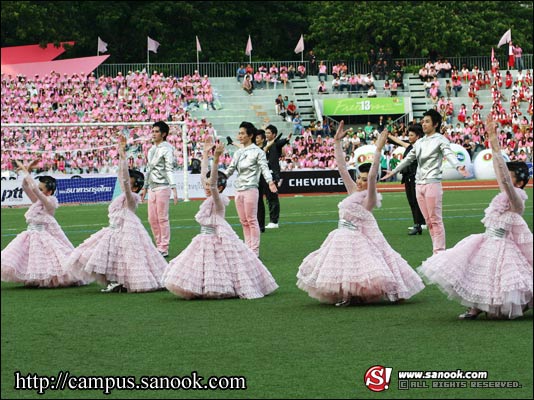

{"left": 238, "top": 62, "right": 307, "bottom": 95}
{"left": 316, "top": 59, "right": 404, "bottom": 96}
{"left": 1, "top": 59, "right": 532, "bottom": 177}
{"left": 1, "top": 69, "right": 227, "bottom": 174}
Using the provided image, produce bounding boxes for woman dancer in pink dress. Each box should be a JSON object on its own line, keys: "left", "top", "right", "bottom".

{"left": 2, "top": 160, "right": 84, "bottom": 287}
{"left": 163, "top": 137, "right": 278, "bottom": 299}
{"left": 68, "top": 136, "right": 166, "bottom": 293}
{"left": 418, "top": 115, "right": 532, "bottom": 319}
{"left": 297, "top": 122, "right": 424, "bottom": 306}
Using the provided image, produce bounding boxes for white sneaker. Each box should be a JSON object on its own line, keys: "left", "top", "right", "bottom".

{"left": 265, "top": 223, "right": 279, "bottom": 229}
{"left": 101, "top": 282, "right": 123, "bottom": 293}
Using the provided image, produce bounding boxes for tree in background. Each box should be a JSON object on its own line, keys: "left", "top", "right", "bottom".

{"left": 1, "top": 1, "right": 532, "bottom": 63}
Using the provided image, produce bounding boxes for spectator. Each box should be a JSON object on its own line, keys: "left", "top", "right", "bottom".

{"left": 286, "top": 100, "right": 297, "bottom": 119}
{"left": 293, "top": 113, "right": 304, "bottom": 135}
{"left": 307, "top": 50, "right": 317, "bottom": 74}
{"left": 318, "top": 61, "right": 327, "bottom": 82}
{"left": 236, "top": 65, "right": 246, "bottom": 83}
{"left": 243, "top": 75, "right": 253, "bottom": 96}
{"left": 331, "top": 76, "right": 341, "bottom": 92}
{"left": 275, "top": 94, "right": 286, "bottom": 120}
{"left": 452, "top": 76, "right": 462, "bottom": 97}
{"left": 297, "top": 63, "right": 306, "bottom": 78}
{"left": 394, "top": 71, "right": 404, "bottom": 90}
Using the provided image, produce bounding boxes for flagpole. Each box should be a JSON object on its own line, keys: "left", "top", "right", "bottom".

{"left": 147, "top": 46, "right": 150, "bottom": 74}
{"left": 197, "top": 50, "right": 199, "bottom": 74}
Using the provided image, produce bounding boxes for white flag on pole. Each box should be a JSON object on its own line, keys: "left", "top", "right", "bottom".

{"left": 98, "top": 37, "right": 108, "bottom": 53}
{"left": 497, "top": 29, "right": 511, "bottom": 48}
{"left": 148, "top": 36, "right": 160, "bottom": 53}
{"left": 245, "top": 35, "right": 252, "bottom": 56}
{"left": 294, "top": 34, "right": 304, "bottom": 54}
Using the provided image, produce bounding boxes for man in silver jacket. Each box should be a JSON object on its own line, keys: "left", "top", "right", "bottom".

{"left": 140, "top": 121, "right": 178, "bottom": 257}
{"left": 383, "top": 109, "right": 469, "bottom": 254}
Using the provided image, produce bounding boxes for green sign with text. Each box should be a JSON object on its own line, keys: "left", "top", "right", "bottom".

{"left": 323, "top": 97, "right": 405, "bottom": 116}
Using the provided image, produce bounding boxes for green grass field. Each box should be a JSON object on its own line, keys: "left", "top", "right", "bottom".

{"left": 1, "top": 188, "right": 533, "bottom": 399}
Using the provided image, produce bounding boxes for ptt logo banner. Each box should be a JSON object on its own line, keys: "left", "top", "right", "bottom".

{"left": 1, "top": 178, "right": 32, "bottom": 206}
{"left": 56, "top": 177, "right": 117, "bottom": 204}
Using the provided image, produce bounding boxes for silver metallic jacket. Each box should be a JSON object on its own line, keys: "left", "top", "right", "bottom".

{"left": 144, "top": 141, "right": 177, "bottom": 189}
{"left": 225, "top": 144, "right": 273, "bottom": 191}
{"left": 392, "top": 133, "right": 460, "bottom": 184}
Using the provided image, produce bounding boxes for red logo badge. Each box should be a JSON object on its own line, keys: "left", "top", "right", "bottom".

{"left": 364, "top": 365, "right": 392, "bottom": 392}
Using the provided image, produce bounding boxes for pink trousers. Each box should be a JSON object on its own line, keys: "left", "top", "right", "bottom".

{"left": 235, "top": 188, "right": 260, "bottom": 256}
{"left": 416, "top": 182, "right": 445, "bottom": 254}
{"left": 148, "top": 187, "right": 171, "bottom": 253}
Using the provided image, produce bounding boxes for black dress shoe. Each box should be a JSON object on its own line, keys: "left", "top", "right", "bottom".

{"left": 408, "top": 225, "right": 422, "bottom": 235}
{"left": 226, "top": 136, "right": 234, "bottom": 146}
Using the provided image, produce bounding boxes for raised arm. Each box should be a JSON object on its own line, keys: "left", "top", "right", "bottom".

{"left": 201, "top": 136, "right": 213, "bottom": 180}
{"left": 20, "top": 173, "right": 38, "bottom": 203}
{"left": 486, "top": 115, "right": 523, "bottom": 212}
{"left": 224, "top": 150, "right": 238, "bottom": 178}
{"left": 16, "top": 160, "right": 55, "bottom": 213}
{"left": 211, "top": 142, "right": 226, "bottom": 212}
{"left": 381, "top": 145, "right": 416, "bottom": 181}
{"left": 387, "top": 133, "right": 409, "bottom": 148}
{"left": 118, "top": 136, "right": 136, "bottom": 211}
{"left": 275, "top": 133, "right": 291, "bottom": 151}
{"left": 365, "top": 129, "right": 388, "bottom": 211}
{"left": 334, "top": 121, "right": 357, "bottom": 194}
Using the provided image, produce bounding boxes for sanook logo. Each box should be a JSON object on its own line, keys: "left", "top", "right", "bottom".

{"left": 364, "top": 366, "right": 392, "bottom": 392}
{"left": 2, "top": 187, "right": 24, "bottom": 202}
{"left": 288, "top": 177, "right": 343, "bottom": 187}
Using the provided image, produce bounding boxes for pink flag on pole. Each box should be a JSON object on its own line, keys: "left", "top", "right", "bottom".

{"left": 196, "top": 36, "right": 202, "bottom": 52}
{"left": 245, "top": 35, "right": 252, "bottom": 56}
{"left": 97, "top": 37, "right": 108, "bottom": 53}
{"left": 147, "top": 36, "right": 160, "bottom": 53}
{"left": 497, "top": 29, "right": 511, "bottom": 48}
{"left": 294, "top": 34, "right": 304, "bottom": 54}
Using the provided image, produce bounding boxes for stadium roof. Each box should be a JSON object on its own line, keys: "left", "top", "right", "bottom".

{"left": 1, "top": 41, "right": 75, "bottom": 65}
{"left": 1, "top": 55, "right": 110, "bottom": 77}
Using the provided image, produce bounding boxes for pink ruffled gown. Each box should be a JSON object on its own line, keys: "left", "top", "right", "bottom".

{"left": 1, "top": 175, "right": 85, "bottom": 287}
{"left": 418, "top": 149, "right": 533, "bottom": 318}
{"left": 297, "top": 141, "right": 425, "bottom": 304}
{"left": 163, "top": 159, "right": 278, "bottom": 299}
{"left": 68, "top": 159, "right": 166, "bottom": 292}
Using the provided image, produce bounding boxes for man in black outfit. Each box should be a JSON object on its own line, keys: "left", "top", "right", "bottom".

{"left": 388, "top": 124, "right": 426, "bottom": 235}
{"left": 257, "top": 125, "right": 292, "bottom": 231}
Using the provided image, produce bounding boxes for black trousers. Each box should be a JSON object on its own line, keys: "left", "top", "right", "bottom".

{"left": 405, "top": 179, "right": 425, "bottom": 226}
{"left": 258, "top": 177, "right": 280, "bottom": 229}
